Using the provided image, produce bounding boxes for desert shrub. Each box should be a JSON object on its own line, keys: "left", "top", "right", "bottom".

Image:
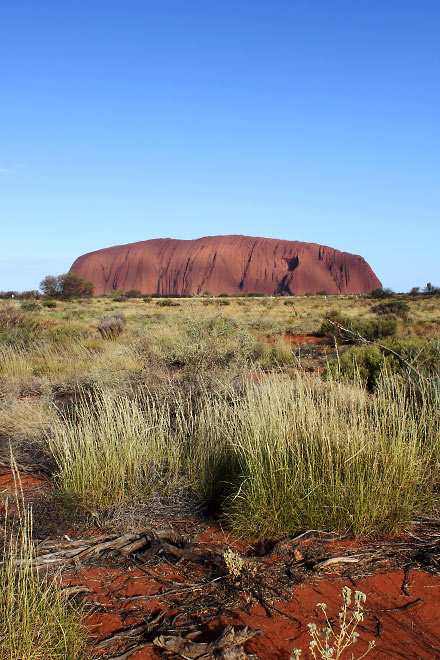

{"left": 0, "top": 306, "right": 41, "bottom": 346}
{"left": 17, "top": 290, "right": 41, "bottom": 300}
{"left": 113, "top": 295, "right": 128, "bottom": 302}
{"left": 324, "top": 345, "right": 385, "bottom": 391}
{"left": 372, "top": 300, "right": 409, "bottom": 319}
{"left": 320, "top": 312, "right": 397, "bottom": 343}
{"left": 97, "top": 313, "right": 127, "bottom": 339}
{"left": 20, "top": 301, "right": 41, "bottom": 312}
{"left": 324, "top": 338, "right": 440, "bottom": 391}
{"left": 143, "top": 297, "right": 152, "bottom": 303}
{"left": 125, "top": 289, "right": 142, "bottom": 298}
{"left": 41, "top": 299, "right": 57, "bottom": 308}
{"left": 151, "top": 314, "right": 256, "bottom": 372}
{"left": 215, "top": 299, "right": 230, "bottom": 306}
{"left": 370, "top": 287, "right": 395, "bottom": 298}
{"left": 292, "top": 586, "right": 375, "bottom": 660}
{"left": 156, "top": 298, "right": 178, "bottom": 307}
{"left": 424, "top": 282, "right": 440, "bottom": 295}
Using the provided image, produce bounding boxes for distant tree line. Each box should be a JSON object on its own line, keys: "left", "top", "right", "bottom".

{"left": 39, "top": 273, "right": 94, "bottom": 299}
{"left": 1, "top": 280, "right": 439, "bottom": 300}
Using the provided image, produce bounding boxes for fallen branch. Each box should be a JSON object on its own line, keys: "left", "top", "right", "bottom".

{"left": 154, "top": 625, "right": 263, "bottom": 660}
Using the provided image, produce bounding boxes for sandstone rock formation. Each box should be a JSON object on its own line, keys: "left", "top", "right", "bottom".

{"left": 69, "top": 235, "right": 381, "bottom": 296}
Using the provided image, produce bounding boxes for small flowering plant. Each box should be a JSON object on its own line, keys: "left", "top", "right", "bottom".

{"left": 291, "top": 586, "right": 375, "bottom": 660}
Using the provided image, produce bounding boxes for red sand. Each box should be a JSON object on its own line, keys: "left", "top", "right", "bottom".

{"left": 2, "top": 468, "right": 438, "bottom": 658}
{"left": 66, "top": 562, "right": 440, "bottom": 660}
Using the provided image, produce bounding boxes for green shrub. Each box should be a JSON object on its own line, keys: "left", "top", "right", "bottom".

{"left": 372, "top": 300, "right": 409, "bottom": 319}
{"left": 324, "top": 338, "right": 440, "bottom": 390}
{"left": 320, "top": 312, "right": 398, "bottom": 343}
{"left": 20, "top": 301, "right": 41, "bottom": 312}
{"left": 125, "top": 289, "right": 142, "bottom": 298}
{"left": 41, "top": 300, "right": 57, "bottom": 308}
{"left": 156, "top": 315, "right": 256, "bottom": 371}
{"left": 156, "top": 298, "right": 179, "bottom": 307}
{"left": 370, "top": 287, "right": 394, "bottom": 298}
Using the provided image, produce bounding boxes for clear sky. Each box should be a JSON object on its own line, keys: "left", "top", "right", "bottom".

{"left": 1, "top": 0, "right": 439, "bottom": 292}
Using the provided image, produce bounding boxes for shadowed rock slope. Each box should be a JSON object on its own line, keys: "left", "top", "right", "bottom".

{"left": 70, "top": 235, "right": 381, "bottom": 296}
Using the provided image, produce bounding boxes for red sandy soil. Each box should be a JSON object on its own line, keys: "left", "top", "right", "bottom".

{"left": 70, "top": 235, "right": 381, "bottom": 296}
{"left": 283, "top": 333, "right": 324, "bottom": 345}
{"left": 2, "top": 468, "right": 439, "bottom": 659}
{"left": 57, "top": 525, "right": 440, "bottom": 660}
{"left": 65, "top": 556, "right": 440, "bottom": 660}
{"left": 0, "top": 469, "right": 49, "bottom": 494}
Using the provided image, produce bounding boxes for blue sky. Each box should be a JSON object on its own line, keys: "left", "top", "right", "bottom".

{"left": 1, "top": 0, "right": 439, "bottom": 292}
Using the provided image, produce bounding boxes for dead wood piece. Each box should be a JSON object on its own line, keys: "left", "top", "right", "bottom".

{"left": 154, "top": 625, "right": 263, "bottom": 660}
{"left": 316, "top": 556, "right": 361, "bottom": 569}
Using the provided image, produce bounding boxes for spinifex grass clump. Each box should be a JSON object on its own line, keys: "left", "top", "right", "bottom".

{"left": 46, "top": 389, "right": 182, "bottom": 509}
{"left": 0, "top": 467, "right": 86, "bottom": 660}
{"left": 207, "top": 374, "right": 440, "bottom": 538}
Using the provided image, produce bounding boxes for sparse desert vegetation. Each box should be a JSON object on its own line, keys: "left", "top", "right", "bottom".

{"left": 1, "top": 290, "right": 440, "bottom": 658}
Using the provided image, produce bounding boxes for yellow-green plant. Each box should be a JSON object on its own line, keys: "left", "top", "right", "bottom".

{"left": 0, "top": 460, "right": 87, "bottom": 659}
{"left": 291, "top": 586, "right": 375, "bottom": 660}
{"left": 223, "top": 548, "right": 244, "bottom": 579}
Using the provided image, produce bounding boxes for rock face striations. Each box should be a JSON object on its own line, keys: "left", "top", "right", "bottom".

{"left": 70, "top": 235, "right": 381, "bottom": 296}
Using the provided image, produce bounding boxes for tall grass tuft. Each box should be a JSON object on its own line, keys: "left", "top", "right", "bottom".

{"left": 200, "top": 373, "right": 440, "bottom": 538}
{"left": 46, "top": 389, "right": 182, "bottom": 509}
{"left": 0, "top": 461, "right": 87, "bottom": 660}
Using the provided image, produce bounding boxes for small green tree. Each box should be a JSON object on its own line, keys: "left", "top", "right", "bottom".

{"left": 39, "top": 275, "right": 59, "bottom": 297}
{"left": 58, "top": 273, "right": 94, "bottom": 299}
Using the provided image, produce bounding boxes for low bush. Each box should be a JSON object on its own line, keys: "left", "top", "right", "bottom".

{"left": 156, "top": 298, "right": 179, "bottom": 307}
{"left": 20, "top": 301, "right": 41, "bottom": 312}
{"left": 125, "top": 289, "right": 143, "bottom": 298}
{"left": 41, "top": 300, "right": 57, "bottom": 308}
{"left": 150, "top": 314, "right": 256, "bottom": 373}
{"left": 324, "top": 338, "right": 440, "bottom": 390}
{"left": 372, "top": 300, "right": 409, "bottom": 319}
{"left": 320, "top": 312, "right": 398, "bottom": 343}
{"left": 97, "top": 313, "right": 127, "bottom": 339}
